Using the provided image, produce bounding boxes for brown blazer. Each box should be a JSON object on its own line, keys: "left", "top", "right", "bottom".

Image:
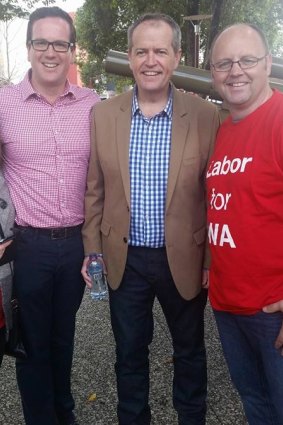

{"left": 82, "top": 87, "right": 220, "bottom": 300}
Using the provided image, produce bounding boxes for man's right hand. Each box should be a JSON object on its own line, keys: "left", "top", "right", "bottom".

{"left": 81, "top": 256, "right": 92, "bottom": 288}
{"left": 81, "top": 255, "right": 107, "bottom": 288}
{"left": 0, "top": 239, "right": 13, "bottom": 259}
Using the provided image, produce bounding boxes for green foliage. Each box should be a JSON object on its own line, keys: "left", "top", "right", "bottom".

{"left": 0, "top": 1, "right": 28, "bottom": 20}
{"left": 76, "top": 51, "right": 133, "bottom": 94}
{"left": 214, "top": 0, "right": 283, "bottom": 55}
{"left": 0, "top": 0, "right": 64, "bottom": 21}
{"left": 76, "top": 0, "right": 283, "bottom": 88}
{"left": 24, "top": 0, "right": 58, "bottom": 7}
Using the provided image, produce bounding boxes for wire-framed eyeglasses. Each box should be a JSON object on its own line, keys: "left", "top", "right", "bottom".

{"left": 30, "top": 39, "right": 74, "bottom": 53}
{"left": 211, "top": 54, "right": 268, "bottom": 72}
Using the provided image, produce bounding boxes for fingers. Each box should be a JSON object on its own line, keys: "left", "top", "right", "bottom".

{"left": 81, "top": 256, "right": 92, "bottom": 288}
{"left": 202, "top": 269, "right": 209, "bottom": 289}
{"left": 0, "top": 239, "right": 12, "bottom": 258}
{"left": 263, "top": 300, "right": 283, "bottom": 313}
{"left": 262, "top": 301, "right": 283, "bottom": 353}
{"left": 0, "top": 240, "right": 13, "bottom": 258}
{"left": 274, "top": 323, "right": 283, "bottom": 353}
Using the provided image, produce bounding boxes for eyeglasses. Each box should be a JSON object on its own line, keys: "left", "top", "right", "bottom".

{"left": 29, "top": 39, "right": 74, "bottom": 53}
{"left": 211, "top": 55, "right": 268, "bottom": 72}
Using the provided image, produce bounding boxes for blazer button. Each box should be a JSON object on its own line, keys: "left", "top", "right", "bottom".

{"left": 123, "top": 237, "right": 128, "bottom": 243}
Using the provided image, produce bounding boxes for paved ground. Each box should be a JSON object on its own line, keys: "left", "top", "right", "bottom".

{"left": 0, "top": 292, "right": 247, "bottom": 425}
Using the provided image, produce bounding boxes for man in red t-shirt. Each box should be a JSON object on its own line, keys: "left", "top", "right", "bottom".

{"left": 207, "top": 23, "right": 283, "bottom": 424}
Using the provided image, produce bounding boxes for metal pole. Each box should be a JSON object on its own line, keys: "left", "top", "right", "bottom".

{"left": 104, "top": 50, "right": 283, "bottom": 98}
{"left": 194, "top": 24, "right": 200, "bottom": 68}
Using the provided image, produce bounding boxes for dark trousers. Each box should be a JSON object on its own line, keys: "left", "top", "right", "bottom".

{"left": 0, "top": 326, "right": 5, "bottom": 366}
{"left": 215, "top": 310, "right": 283, "bottom": 425}
{"left": 109, "top": 246, "right": 207, "bottom": 425}
{"left": 14, "top": 227, "right": 85, "bottom": 425}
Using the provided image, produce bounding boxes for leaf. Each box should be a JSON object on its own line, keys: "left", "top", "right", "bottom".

{"left": 164, "top": 356, "right": 174, "bottom": 364}
{"left": 87, "top": 392, "right": 97, "bottom": 402}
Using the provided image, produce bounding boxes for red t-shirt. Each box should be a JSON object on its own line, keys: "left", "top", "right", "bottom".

{"left": 0, "top": 289, "right": 5, "bottom": 328}
{"left": 207, "top": 90, "right": 283, "bottom": 314}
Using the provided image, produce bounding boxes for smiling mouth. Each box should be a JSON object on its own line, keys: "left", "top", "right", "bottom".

{"left": 226, "top": 82, "right": 247, "bottom": 87}
{"left": 43, "top": 63, "right": 58, "bottom": 68}
{"left": 142, "top": 71, "right": 161, "bottom": 76}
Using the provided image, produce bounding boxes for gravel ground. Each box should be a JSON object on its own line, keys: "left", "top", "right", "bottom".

{"left": 0, "top": 293, "right": 247, "bottom": 425}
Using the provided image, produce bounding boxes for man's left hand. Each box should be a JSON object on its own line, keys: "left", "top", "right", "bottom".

{"left": 202, "top": 269, "right": 209, "bottom": 289}
{"left": 263, "top": 300, "right": 283, "bottom": 353}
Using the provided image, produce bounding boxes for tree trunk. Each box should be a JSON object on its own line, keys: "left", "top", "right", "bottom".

{"left": 203, "top": 0, "right": 224, "bottom": 68}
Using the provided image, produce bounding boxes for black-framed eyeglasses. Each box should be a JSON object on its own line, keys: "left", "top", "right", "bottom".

{"left": 29, "top": 39, "right": 74, "bottom": 53}
{"left": 211, "top": 54, "right": 268, "bottom": 72}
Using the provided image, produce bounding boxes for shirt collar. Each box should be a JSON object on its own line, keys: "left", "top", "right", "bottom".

{"left": 20, "top": 69, "right": 76, "bottom": 101}
{"left": 131, "top": 84, "right": 173, "bottom": 119}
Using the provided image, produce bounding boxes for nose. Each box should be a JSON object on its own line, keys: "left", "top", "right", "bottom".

{"left": 146, "top": 52, "right": 156, "bottom": 66}
{"left": 45, "top": 44, "right": 56, "bottom": 55}
{"left": 230, "top": 61, "right": 243, "bottom": 74}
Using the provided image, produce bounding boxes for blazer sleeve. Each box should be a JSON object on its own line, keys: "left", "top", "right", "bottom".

{"left": 203, "top": 106, "right": 220, "bottom": 269}
{"left": 82, "top": 106, "right": 104, "bottom": 255}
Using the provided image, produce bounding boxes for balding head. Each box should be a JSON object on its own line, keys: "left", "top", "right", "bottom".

{"left": 210, "top": 23, "right": 272, "bottom": 120}
{"left": 210, "top": 23, "right": 269, "bottom": 62}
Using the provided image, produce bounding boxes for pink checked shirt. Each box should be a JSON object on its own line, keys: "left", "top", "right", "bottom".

{"left": 0, "top": 71, "right": 100, "bottom": 228}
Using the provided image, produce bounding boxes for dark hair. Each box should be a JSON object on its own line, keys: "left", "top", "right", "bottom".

{"left": 209, "top": 23, "right": 270, "bottom": 62}
{"left": 128, "top": 13, "right": 181, "bottom": 53}
{"left": 26, "top": 6, "right": 76, "bottom": 47}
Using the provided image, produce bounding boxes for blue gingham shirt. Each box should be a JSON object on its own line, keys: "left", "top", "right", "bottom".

{"left": 128, "top": 87, "right": 173, "bottom": 247}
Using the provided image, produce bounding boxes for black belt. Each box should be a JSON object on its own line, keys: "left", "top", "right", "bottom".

{"left": 128, "top": 245, "right": 166, "bottom": 250}
{"left": 15, "top": 224, "right": 82, "bottom": 240}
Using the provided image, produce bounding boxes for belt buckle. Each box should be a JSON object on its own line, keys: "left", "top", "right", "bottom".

{"left": 50, "top": 228, "right": 67, "bottom": 240}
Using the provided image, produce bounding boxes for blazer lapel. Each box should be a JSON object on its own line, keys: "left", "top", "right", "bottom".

{"left": 166, "top": 89, "right": 190, "bottom": 209}
{"left": 116, "top": 92, "right": 133, "bottom": 207}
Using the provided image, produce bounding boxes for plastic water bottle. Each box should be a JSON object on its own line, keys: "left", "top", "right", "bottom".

{"left": 87, "top": 255, "right": 108, "bottom": 300}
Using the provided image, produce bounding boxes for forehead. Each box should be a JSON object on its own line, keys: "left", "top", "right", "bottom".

{"left": 31, "top": 17, "right": 70, "bottom": 39}
{"left": 212, "top": 25, "right": 266, "bottom": 60}
{"left": 132, "top": 20, "right": 173, "bottom": 45}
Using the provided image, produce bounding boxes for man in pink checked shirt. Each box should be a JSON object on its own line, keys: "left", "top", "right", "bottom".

{"left": 0, "top": 6, "right": 100, "bottom": 425}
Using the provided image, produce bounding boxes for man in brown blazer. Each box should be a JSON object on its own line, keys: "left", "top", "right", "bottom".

{"left": 82, "top": 13, "right": 219, "bottom": 425}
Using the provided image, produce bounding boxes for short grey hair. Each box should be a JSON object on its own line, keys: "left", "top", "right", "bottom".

{"left": 128, "top": 13, "right": 181, "bottom": 53}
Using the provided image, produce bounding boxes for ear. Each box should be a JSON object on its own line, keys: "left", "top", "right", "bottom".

{"left": 70, "top": 46, "right": 76, "bottom": 64}
{"left": 210, "top": 68, "right": 216, "bottom": 88}
{"left": 265, "top": 53, "right": 272, "bottom": 77}
{"left": 174, "top": 49, "right": 181, "bottom": 70}
{"left": 27, "top": 44, "right": 31, "bottom": 63}
{"left": 128, "top": 49, "right": 133, "bottom": 71}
